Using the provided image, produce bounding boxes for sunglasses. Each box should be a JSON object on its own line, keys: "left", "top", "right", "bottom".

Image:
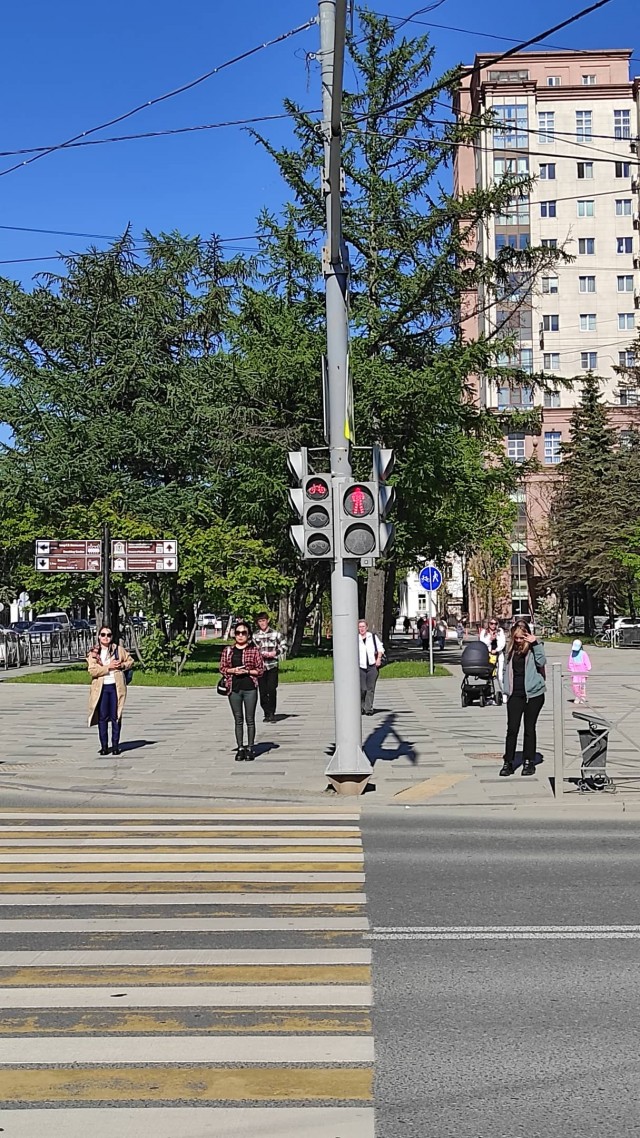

{"left": 99, "top": 633, "right": 112, "bottom": 638}
{"left": 235, "top": 630, "right": 248, "bottom": 637}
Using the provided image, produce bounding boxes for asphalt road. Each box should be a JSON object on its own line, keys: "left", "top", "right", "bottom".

{"left": 363, "top": 810, "right": 640, "bottom": 1137}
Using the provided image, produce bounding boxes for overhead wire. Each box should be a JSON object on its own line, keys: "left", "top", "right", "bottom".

{"left": 0, "top": 16, "right": 317, "bottom": 179}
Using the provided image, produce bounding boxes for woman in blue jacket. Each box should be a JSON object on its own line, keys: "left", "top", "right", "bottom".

{"left": 500, "top": 620, "right": 546, "bottom": 778}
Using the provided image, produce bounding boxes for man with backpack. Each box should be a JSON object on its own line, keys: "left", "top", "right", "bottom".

{"left": 358, "top": 619, "right": 384, "bottom": 716}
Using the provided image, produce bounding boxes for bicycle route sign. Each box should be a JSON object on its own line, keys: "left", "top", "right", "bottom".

{"left": 419, "top": 565, "right": 442, "bottom": 592}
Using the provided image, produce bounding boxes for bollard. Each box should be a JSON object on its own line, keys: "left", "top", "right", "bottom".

{"left": 552, "top": 662, "right": 565, "bottom": 798}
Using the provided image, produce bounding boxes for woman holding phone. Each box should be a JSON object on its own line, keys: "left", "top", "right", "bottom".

{"left": 219, "top": 623, "right": 264, "bottom": 761}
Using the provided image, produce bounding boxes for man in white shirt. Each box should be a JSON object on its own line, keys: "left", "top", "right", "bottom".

{"left": 358, "top": 619, "right": 384, "bottom": 715}
{"left": 479, "top": 618, "right": 506, "bottom": 689}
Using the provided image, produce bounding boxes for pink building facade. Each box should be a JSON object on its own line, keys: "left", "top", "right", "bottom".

{"left": 454, "top": 50, "right": 640, "bottom": 621}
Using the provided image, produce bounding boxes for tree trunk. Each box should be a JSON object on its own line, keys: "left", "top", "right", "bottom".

{"left": 287, "top": 576, "right": 309, "bottom": 659}
{"left": 584, "top": 585, "right": 595, "bottom": 637}
{"left": 382, "top": 563, "right": 396, "bottom": 644}
{"left": 365, "top": 567, "right": 385, "bottom": 635}
{"left": 278, "top": 593, "right": 290, "bottom": 640}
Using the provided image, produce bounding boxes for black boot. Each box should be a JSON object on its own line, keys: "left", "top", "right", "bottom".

{"left": 98, "top": 747, "right": 109, "bottom": 756}
{"left": 235, "top": 747, "right": 246, "bottom": 762}
{"left": 499, "top": 758, "right": 514, "bottom": 777}
{"left": 521, "top": 759, "right": 536, "bottom": 776}
{"left": 245, "top": 747, "right": 255, "bottom": 762}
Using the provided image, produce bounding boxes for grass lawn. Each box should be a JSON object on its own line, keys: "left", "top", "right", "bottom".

{"left": 7, "top": 639, "right": 450, "bottom": 687}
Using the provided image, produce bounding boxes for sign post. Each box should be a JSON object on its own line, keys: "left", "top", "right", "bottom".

{"left": 419, "top": 564, "right": 442, "bottom": 677}
{"left": 110, "top": 540, "right": 178, "bottom": 573}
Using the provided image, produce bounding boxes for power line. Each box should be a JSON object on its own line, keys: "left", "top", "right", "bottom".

{"left": 0, "top": 112, "right": 321, "bottom": 160}
{"left": 370, "top": 8, "right": 640, "bottom": 68}
{"left": 0, "top": 16, "right": 316, "bottom": 180}
{"left": 0, "top": 224, "right": 263, "bottom": 242}
{"left": 353, "top": 0, "right": 616, "bottom": 121}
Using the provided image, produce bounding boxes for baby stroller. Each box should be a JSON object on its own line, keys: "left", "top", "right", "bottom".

{"left": 460, "top": 640, "right": 503, "bottom": 708}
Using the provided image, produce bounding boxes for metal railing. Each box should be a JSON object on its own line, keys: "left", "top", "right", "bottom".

{"left": 0, "top": 627, "right": 139, "bottom": 672}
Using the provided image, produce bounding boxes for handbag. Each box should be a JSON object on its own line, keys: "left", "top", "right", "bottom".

{"left": 216, "top": 676, "right": 228, "bottom": 696}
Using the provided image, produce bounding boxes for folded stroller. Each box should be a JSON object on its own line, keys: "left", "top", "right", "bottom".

{"left": 460, "top": 640, "right": 503, "bottom": 708}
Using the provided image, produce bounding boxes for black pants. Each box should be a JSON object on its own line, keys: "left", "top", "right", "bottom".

{"left": 228, "top": 689, "right": 258, "bottom": 748}
{"left": 258, "top": 668, "right": 279, "bottom": 719}
{"left": 98, "top": 685, "right": 120, "bottom": 750}
{"left": 504, "top": 693, "right": 544, "bottom": 766}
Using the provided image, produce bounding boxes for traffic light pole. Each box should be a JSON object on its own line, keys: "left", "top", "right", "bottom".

{"left": 319, "top": 0, "right": 372, "bottom": 790}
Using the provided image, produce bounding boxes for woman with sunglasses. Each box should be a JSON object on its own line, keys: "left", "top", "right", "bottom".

{"left": 86, "top": 627, "right": 134, "bottom": 756}
{"left": 219, "top": 623, "right": 264, "bottom": 761}
{"left": 500, "top": 619, "right": 546, "bottom": 778}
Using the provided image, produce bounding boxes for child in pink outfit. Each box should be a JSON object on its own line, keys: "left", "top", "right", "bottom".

{"left": 568, "top": 639, "right": 592, "bottom": 704}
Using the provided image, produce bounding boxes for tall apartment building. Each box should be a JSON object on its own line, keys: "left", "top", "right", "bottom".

{"left": 454, "top": 50, "right": 640, "bottom": 620}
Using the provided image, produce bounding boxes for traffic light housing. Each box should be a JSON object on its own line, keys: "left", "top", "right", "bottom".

{"left": 338, "top": 448, "right": 395, "bottom": 561}
{"left": 288, "top": 450, "right": 334, "bottom": 561}
{"left": 373, "top": 446, "right": 395, "bottom": 557}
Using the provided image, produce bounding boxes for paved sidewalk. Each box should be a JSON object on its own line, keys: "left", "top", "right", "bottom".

{"left": 1, "top": 643, "right": 639, "bottom": 811}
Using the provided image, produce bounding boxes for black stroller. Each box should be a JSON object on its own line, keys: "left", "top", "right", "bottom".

{"left": 460, "top": 640, "right": 503, "bottom": 708}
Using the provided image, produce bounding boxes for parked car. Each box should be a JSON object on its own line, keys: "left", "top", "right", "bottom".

{"left": 0, "top": 629, "right": 29, "bottom": 666}
{"left": 10, "top": 620, "right": 31, "bottom": 634}
{"left": 70, "top": 619, "right": 91, "bottom": 631}
{"left": 27, "top": 620, "right": 66, "bottom": 642}
{"left": 34, "top": 610, "right": 71, "bottom": 629}
{"left": 197, "top": 613, "right": 218, "bottom": 629}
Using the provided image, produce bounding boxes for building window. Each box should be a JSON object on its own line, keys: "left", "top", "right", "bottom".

{"left": 494, "top": 156, "right": 529, "bottom": 180}
{"left": 579, "top": 314, "right": 597, "bottom": 331}
{"left": 495, "top": 233, "right": 530, "bottom": 252}
{"left": 489, "top": 69, "right": 529, "bottom": 82}
{"left": 616, "top": 199, "right": 632, "bottom": 216}
{"left": 578, "top": 275, "right": 596, "bottom": 293}
{"left": 619, "top": 352, "right": 637, "bottom": 369}
{"left": 544, "top": 431, "right": 562, "bottom": 464}
{"left": 577, "top": 200, "right": 595, "bottom": 218}
{"left": 617, "top": 275, "right": 634, "bottom": 292}
{"left": 618, "top": 383, "right": 638, "bottom": 404}
{"left": 494, "top": 104, "right": 529, "bottom": 148}
{"left": 581, "top": 74, "right": 597, "bottom": 85}
{"left": 541, "top": 238, "right": 557, "bottom": 249}
{"left": 539, "top": 163, "right": 556, "bottom": 179}
{"left": 578, "top": 238, "right": 595, "bottom": 254}
{"left": 617, "top": 237, "right": 634, "bottom": 254}
{"left": 544, "top": 389, "right": 561, "bottom": 407}
{"left": 614, "top": 110, "right": 631, "bottom": 140}
{"left": 547, "top": 76, "right": 562, "bottom": 86}
{"left": 577, "top": 161, "right": 594, "bottom": 179}
{"left": 543, "top": 315, "right": 559, "bottom": 331}
{"left": 497, "top": 199, "right": 530, "bottom": 225}
{"left": 615, "top": 162, "right": 631, "bottom": 178}
{"left": 540, "top": 200, "right": 557, "bottom": 218}
{"left": 538, "top": 111, "right": 555, "bottom": 144}
{"left": 497, "top": 385, "right": 534, "bottom": 410}
{"left": 576, "top": 110, "right": 592, "bottom": 142}
{"left": 542, "top": 275, "right": 559, "bottom": 294}
{"left": 619, "top": 313, "right": 635, "bottom": 330}
{"left": 581, "top": 351, "right": 598, "bottom": 369}
{"left": 507, "top": 433, "right": 526, "bottom": 463}
{"left": 543, "top": 353, "right": 560, "bottom": 370}
{"left": 619, "top": 430, "right": 634, "bottom": 448}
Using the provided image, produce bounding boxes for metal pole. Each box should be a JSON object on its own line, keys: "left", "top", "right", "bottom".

{"left": 320, "top": 0, "right": 372, "bottom": 788}
{"left": 103, "top": 523, "right": 111, "bottom": 630}
{"left": 552, "top": 661, "right": 565, "bottom": 798}
{"left": 428, "top": 597, "right": 434, "bottom": 676}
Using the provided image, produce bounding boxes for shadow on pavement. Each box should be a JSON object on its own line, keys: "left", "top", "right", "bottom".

{"left": 119, "top": 740, "right": 158, "bottom": 752}
{"left": 364, "top": 713, "right": 417, "bottom": 766}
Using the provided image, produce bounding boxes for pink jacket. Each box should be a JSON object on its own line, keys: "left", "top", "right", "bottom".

{"left": 568, "top": 649, "right": 592, "bottom": 676}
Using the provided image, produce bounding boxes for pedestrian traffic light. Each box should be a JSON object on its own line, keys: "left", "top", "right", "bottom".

{"left": 339, "top": 481, "right": 378, "bottom": 558}
{"left": 373, "top": 445, "right": 396, "bottom": 556}
{"left": 287, "top": 450, "right": 334, "bottom": 560}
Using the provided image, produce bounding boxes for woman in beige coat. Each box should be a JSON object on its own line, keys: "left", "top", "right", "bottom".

{"left": 87, "top": 627, "right": 134, "bottom": 755}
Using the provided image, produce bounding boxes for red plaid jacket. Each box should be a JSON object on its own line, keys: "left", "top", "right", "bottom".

{"left": 219, "top": 645, "right": 264, "bottom": 693}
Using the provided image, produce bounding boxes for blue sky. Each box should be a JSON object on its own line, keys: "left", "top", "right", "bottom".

{"left": 1, "top": 0, "right": 638, "bottom": 287}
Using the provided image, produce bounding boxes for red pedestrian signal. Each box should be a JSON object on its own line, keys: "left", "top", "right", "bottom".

{"left": 343, "top": 484, "right": 374, "bottom": 518}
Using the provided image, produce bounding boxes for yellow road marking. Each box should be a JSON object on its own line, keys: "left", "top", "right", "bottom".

{"left": 0, "top": 846, "right": 362, "bottom": 856}
{"left": 0, "top": 880, "right": 364, "bottom": 894}
{"left": 0, "top": 862, "right": 364, "bottom": 874}
{"left": 0, "top": 1065, "right": 373, "bottom": 1103}
{"left": 0, "top": 1008, "right": 373, "bottom": 1035}
{"left": 0, "top": 964, "right": 371, "bottom": 987}
{"left": 393, "top": 773, "right": 469, "bottom": 803}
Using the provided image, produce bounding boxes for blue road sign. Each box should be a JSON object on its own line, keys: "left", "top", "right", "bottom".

{"left": 419, "top": 565, "right": 442, "bottom": 591}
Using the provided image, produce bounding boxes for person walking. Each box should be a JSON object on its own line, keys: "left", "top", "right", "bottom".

{"left": 455, "top": 619, "right": 465, "bottom": 649}
{"left": 568, "top": 638, "right": 592, "bottom": 704}
{"left": 480, "top": 618, "right": 506, "bottom": 690}
{"left": 87, "top": 627, "right": 134, "bottom": 756}
{"left": 219, "top": 623, "right": 264, "bottom": 762}
{"left": 419, "top": 618, "right": 430, "bottom": 652}
{"left": 500, "top": 620, "right": 546, "bottom": 778}
{"left": 403, "top": 616, "right": 411, "bottom": 636}
{"left": 436, "top": 618, "right": 448, "bottom": 651}
{"left": 358, "top": 619, "right": 384, "bottom": 715}
{"left": 253, "top": 612, "right": 286, "bottom": 723}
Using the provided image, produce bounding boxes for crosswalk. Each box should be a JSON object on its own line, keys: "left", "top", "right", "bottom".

{"left": 0, "top": 809, "right": 373, "bottom": 1136}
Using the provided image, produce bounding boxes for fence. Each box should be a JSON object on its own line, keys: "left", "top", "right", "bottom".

{"left": 551, "top": 662, "right": 640, "bottom": 797}
{"left": 0, "top": 627, "right": 138, "bottom": 673}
